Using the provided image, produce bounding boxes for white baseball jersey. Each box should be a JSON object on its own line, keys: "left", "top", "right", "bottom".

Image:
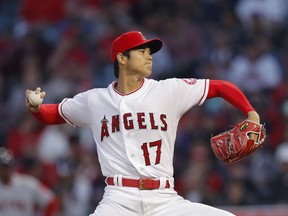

{"left": 59, "top": 78, "right": 209, "bottom": 179}
{"left": 0, "top": 173, "right": 54, "bottom": 216}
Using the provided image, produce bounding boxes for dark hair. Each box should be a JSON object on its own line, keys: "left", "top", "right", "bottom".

{"left": 113, "top": 50, "right": 131, "bottom": 78}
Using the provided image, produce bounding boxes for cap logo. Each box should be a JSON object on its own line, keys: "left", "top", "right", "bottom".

{"left": 138, "top": 32, "right": 146, "bottom": 40}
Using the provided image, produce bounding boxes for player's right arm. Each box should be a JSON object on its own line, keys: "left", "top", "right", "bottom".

{"left": 207, "top": 80, "right": 260, "bottom": 124}
{"left": 25, "top": 88, "right": 66, "bottom": 125}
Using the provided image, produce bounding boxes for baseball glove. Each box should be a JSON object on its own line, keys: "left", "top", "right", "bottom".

{"left": 210, "top": 120, "right": 266, "bottom": 163}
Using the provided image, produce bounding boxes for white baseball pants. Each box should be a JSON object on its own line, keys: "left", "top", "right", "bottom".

{"left": 89, "top": 186, "right": 235, "bottom": 216}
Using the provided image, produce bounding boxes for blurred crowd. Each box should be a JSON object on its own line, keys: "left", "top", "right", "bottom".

{"left": 1, "top": 0, "right": 288, "bottom": 215}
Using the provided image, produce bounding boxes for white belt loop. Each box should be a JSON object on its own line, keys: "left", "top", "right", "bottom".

{"left": 104, "top": 177, "right": 108, "bottom": 184}
{"left": 159, "top": 177, "right": 166, "bottom": 189}
{"left": 118, "top": 175, "right": 123, "bottom": 187}
{"left": 113, "top": 175, "right": 118, "bottom": 186}
{"left": 168, "top": 178, "right": 174, "bottom": 188}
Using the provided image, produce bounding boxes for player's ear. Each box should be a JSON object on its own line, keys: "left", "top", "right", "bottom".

{"left": 116, "top": 53, "right": 127, "bottom": 65}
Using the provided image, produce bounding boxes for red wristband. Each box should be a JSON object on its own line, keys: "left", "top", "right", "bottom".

{"left": 32, "top": 104, "right": 65, "bottom": 125}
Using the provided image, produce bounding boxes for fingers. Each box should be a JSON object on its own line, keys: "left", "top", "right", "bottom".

{"left": 40, "top": 91, "right": 46, "bottom": 98}
{"left": 248, "top": 130, "right": 266, "bottom": 145}
{"left": 26, "top": 89, "right": 31, "bottom": 98}
{"left": 27, "top": 87, "right": 45, "bottom": 97}
{"left": 26, "top": 102, "right": 40, "bottom": 112}
{"left": 249, "top": 133, "right": 259, "bottom": 143}
{"left": 35, "top": 87, "right": 41, "bottom": 94}
{"left": 25, "top": 87, "right": 45, "bottom": 113}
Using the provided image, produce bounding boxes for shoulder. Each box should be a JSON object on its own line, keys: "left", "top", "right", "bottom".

{"left": 13, "top": 173, "right": 53, "bottom": 195}
{"left": 12, "top": 173, "right": 40, "bottom": 187}
{"left": 71, "top": 87, "right": 109, "bottom": 100}
{"left": 80, "top": 87, "right": 107, "bottom": 95}
{"left": 145, "top": 78, "right": 206, "bottom": 94}
{"left": 155, "top": 78, "right": 201, "bottom": 86}
{"left": 146, "top": 78, "right": 183, "bottom": 85}
{"left": 88, "top": 82, "right": 117, "bottom": 95}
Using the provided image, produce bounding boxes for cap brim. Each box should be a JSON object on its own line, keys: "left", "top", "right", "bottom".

{"left": 147, "top": 39, "right": 162, "bottom": 54}
{"left": 134, "top": 39, "right": 162, "bottom": 54}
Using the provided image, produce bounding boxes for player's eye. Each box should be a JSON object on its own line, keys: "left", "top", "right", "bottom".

{"left": 146, "top": 48, "right": 151, "bottom": 55}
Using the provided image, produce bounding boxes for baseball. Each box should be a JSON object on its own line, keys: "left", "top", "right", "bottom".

{"left": 28, "top": 91, "right": 43, "bottom": 106}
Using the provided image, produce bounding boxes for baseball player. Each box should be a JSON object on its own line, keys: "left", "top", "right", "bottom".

{"left": 25, "top": 31, "right": 261, "bottom": 216}
{"left": 0, "top": 147, "right": 59, "bottom": 216}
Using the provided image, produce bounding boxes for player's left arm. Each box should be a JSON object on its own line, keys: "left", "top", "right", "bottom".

{"left": 207, "top": 80, "right": 260, "bottom": 124}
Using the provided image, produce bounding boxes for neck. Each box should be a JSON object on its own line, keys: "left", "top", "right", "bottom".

{"left": 116, "top": 76, "right": 144, "bottom": 94}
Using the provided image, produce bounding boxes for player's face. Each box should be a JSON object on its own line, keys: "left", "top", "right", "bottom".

{"left": 126, "top": 48, "right": 153, "bottom": 77}
{"left": 0, "top": 165, "right": 12, "bottom": 184}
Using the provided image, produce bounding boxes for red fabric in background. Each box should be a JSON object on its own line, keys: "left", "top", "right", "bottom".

{"left": 20, "top": 0, "right": 65, "bottom": 23}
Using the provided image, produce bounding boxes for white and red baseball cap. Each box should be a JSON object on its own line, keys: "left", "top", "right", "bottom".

{"left": 111, "top": 31, "right": 162, "bottom": 62}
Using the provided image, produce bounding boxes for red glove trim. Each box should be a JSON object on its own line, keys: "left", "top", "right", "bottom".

{"left": 207, "top": 80, "right": 254, "bottom": 115}
{"left": 32, "top": 104, "right": 65, "bottom": 125}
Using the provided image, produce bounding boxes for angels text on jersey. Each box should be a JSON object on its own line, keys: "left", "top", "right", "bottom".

{"left": 100, "top": 112, "right": 167, "bottom": 142}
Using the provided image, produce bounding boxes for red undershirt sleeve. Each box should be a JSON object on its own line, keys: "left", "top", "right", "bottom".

{"left": 31, "top": 104, "right": 66, "bottom": 125}
{"left": 207, "top": 80, "right": 254, "bottom": 115}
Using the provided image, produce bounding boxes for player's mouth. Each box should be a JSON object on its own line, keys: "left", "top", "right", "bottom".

{"left": 146, "top": 62, "right": 152, "bottom": 69}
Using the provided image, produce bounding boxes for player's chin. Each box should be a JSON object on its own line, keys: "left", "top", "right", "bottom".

{"left": 146, "top": 63, "right": 152, "bottom": 70}
{"left": 144, "top": 70, "right": 152, "bottom": 77}
{"left": 145, "top": 65, "right": 152, "bottom": 75}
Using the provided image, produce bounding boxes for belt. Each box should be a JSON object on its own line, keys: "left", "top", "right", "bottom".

{"left": 105, "top": 177, "right": 171, "bottom": 190}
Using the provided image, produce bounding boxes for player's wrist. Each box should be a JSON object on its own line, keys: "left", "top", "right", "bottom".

{"left": 31, "top": 104, "right": 41, "bottom": 113}
{"left": 247, "top": 111, "right": 260, "bottom": 124}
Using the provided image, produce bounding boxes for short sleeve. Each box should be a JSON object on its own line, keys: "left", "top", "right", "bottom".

{"left": 58, "top": 91, "right": 91, "bottom": 127}
{"left": 163, "top": 78, "right": 209, "bottom": 116}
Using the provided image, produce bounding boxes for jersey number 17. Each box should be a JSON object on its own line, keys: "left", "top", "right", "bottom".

{"left": 141, "top": 139, "right": 162, "bottom": 166}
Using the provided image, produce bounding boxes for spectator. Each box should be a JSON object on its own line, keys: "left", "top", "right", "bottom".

{"left": 227, "top": 36, "right": 282, "bottom": 93}
{"left": 56, "top": 136, "right": 94, "bottom": 215}
{"left": 274, "top": 142, "right": 288, "bottom": 203}
{"left": 235, "top": 0, "right": 287, "bottom": 31}
{"left": 6, "top": 112, "right": 44, "bottom": 161}
{"left": 0, "top": 147, "right": 59, "bottom": 216}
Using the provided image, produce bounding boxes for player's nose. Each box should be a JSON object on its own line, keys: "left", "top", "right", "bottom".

{"left": 147, "top": 55, "right": 152, "bottom": 61}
